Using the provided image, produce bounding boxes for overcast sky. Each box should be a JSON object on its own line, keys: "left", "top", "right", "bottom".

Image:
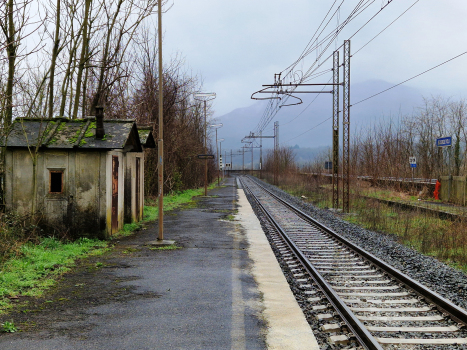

{"left": 162, "top": 0, "right": 467, "bottom": 120}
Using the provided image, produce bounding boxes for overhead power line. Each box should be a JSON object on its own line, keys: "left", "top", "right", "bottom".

{"left": 284, "top": 116, "right": 333, "bottom": 144}
{"left": 353, "top": 0, "right": 420, "bottom": 56}
{"left": 352, "top": 51, "right": 467, "bottom": 106}
{"left": 281, "top": 76, "right": 333, "bottom": 127}
{"left": 253, "top": 0, "right": 398, "bottom": 136}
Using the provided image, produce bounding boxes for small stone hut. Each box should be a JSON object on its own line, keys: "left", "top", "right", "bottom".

{"left": 3, "top": 112, "right": 155, "bottom": 238}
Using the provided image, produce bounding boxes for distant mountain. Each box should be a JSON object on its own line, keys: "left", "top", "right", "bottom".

{"left": 217, "top": 79, "right": 425, "bottom": 154}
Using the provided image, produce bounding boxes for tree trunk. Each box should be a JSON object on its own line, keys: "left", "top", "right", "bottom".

{"left": 5, "top": 0, "right": 17, "bottom": 127}
{"left": 71, "top": 0, "right": 91, "bottom": 119}
{"left": 47, "top": 0, "right": 61, "bottom": 119}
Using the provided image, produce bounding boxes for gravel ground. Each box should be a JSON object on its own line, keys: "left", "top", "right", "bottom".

{"left": 242, "top": 176, "right": 467, "bottom": 350}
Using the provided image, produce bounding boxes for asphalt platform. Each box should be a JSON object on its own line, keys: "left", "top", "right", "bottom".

{"left": 0, "top": 176, "right": 318, "bottom": 350}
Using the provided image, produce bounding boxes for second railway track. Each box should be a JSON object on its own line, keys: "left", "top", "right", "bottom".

{"left": 239, "top": 175, "right": 467, "bottom": 349}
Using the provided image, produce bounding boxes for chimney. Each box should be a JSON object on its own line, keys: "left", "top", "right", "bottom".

{"left": 95, "top": 106, "right": 105, "bottom": 139}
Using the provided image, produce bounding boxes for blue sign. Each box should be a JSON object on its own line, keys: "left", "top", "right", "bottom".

{"left": 410, "top": 163, "right": 417, "bottom": 168}
{"left": 436, "top": 136, "right": 452, "bottom": 147}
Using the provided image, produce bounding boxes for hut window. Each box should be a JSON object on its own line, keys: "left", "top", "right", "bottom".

{"left": 49, "top": 171, "right": 63, "bottom": 193}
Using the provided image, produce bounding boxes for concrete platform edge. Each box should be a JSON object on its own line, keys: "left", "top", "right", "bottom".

{"left": 236, "top": 188, "right": 320, "bottom": 350}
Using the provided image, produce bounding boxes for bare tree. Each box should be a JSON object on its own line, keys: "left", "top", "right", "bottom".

{"left": 0, "top": 0, "right": 37, "bottom": 127}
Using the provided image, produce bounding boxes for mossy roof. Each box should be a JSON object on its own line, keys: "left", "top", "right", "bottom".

{"left": 137, "top": 127, "right": 156, "bottom": 148}
{"left": 4, "top": 117, "right": 145, "bottom": 151}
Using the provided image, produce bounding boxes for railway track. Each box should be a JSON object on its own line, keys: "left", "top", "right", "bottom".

{"left": 239, "top": 175, "right": 467, "bottom": 349}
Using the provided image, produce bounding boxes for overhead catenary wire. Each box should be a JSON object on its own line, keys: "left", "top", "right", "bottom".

{"left": 281, "top": 0, "right": 342, "bottom": 76}
{"left": 281, "top": 76, "right": 334, "bottom": 127}
{"left": 253, "top": 0, "right": 456, "bottom": 148}
{"left": 252, "top": 0, "right": 398, "bottom": 138}
{"left": 284, "top": 0, "right": 374, "bottom": 83}
{"left": 352, "top": 51, "right": 467, "bottom": 106}
{"left": 280, "top": 0, "right": 374, "bottom": 85}
{"left": 353, "top": 0, "right": 420, "bottom": 56}
{"left": 283, "top": 116, "right": 333, "bottom": 144}
{"left": 348, "top": 0, "right": 394, "bottom": 40}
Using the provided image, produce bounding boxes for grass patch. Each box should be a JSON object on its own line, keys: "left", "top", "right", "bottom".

{"left": 225, "top": 214, "right": 236, "bottom": 221}
{"left": 0, "top": 237, "right": 108, "bottom": 312}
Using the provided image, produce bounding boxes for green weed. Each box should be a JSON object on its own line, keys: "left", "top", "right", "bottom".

{"left": 2, "top": 320, "right": 17, "bottom": 333}
{"left": 0, "top": 237, "right": 108, "bottom": 312}
{"left": 225, "top": 215, "right": 236, "bottom": 221}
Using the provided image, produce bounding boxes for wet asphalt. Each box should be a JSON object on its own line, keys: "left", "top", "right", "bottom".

{"left": 0, "top": 177, "right": 266, "bottom": 350}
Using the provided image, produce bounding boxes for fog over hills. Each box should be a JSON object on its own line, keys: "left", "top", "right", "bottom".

{"left": 216, "top": 80, "right": 428, "bottom": 161}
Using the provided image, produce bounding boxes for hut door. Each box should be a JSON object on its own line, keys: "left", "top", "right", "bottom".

{"left": 135, "top": 157, "right": 141, "bottom": 220}
{"left": 111, "top": 156, "right": 119, "bottom": 233}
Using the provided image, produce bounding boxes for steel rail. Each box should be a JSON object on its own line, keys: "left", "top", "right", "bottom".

{"left": 246, "top": 175, "right": 467, "bottom": 327}
{"left": 240, "top": 177, "right": 383, "bottom": 350}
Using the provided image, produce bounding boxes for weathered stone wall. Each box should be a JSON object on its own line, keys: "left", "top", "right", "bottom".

{"left": 5, "top": 149, "right": 34, "bottom": 216}
{"left": 5, "top": 149, "right": 108, "bottom": 238}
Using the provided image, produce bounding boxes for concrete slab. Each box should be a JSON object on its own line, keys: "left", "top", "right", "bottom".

{"left": 145, "top": 239, "right": 176, "bottom": 246}
{"left": 236, "top": 190, "right": 320, "bottom": 350}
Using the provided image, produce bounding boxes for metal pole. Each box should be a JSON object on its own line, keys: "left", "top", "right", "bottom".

{"left": 274, "top": 121, "right": 279, "bottom": 185}
{"left": 260, "top": 130, "right": 263, "bottom": 179}
{"left": 251, "top": 142, "right": 253, "bottom": 173}
{"left": 332, "top": 50, "right": 340, "bottom": 210}
{"left": 274, "top": 122, "right": 277, "bottom": 185}
{"left": 342, "top": 39, "right": 351, "bottom": 213}
{"left": 157, "top": 0, "right": 164, "bottom": 240}
{"left": 449, "top": 145, "right": 452, "bottom": 201}
{"left": 231, "top": 149, "right": 233, "bottom": 172}
{"left": 216, "top": 128, "right": 219, "bottom": 186}
{"left": 242, "top": 147, "right": 245, "bottom": 173}
{"left": 204, "top": 100, "right": 207, "bottom": 196}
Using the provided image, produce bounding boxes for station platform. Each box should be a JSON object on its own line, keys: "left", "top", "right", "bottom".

{"left": 0, "top": 176, "right": 319, "bottom": 350}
